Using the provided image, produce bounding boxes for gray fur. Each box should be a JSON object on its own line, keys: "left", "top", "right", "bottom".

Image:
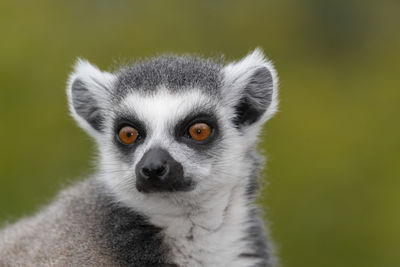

{"left": 233, "top": 67, "right": 274, "bottom": 127}
{"left": 0, "top": 179, "right": 174, "bottom": 266}
{"left": 241, "top": 149, "right": 275, "bottom": 267}
{"left": 71, "top": 79, "right": 104, "bottom": 131}
{"left": 115, "top": 55, "right": 223, "bottom": 99}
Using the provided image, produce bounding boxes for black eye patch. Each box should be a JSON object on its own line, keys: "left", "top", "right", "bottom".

{"left": 113, "top": 116, "right": 147, "bottom": 155}
{"left": 174, "top": 112, "right": 220, "bottom": 149}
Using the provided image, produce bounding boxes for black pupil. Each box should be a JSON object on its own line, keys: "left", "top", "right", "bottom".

{"left": 196, "top": 129, "right": 202, "bottom": 134}
{"left": 127, "top": 132, "right": 133, "bottom": 137}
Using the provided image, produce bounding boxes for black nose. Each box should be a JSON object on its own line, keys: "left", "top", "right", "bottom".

{"left": 140, "top": 164, "right": 168, "bottom": 179}
{"left": 135, "top": 148, "right": 194, "bottom": 193}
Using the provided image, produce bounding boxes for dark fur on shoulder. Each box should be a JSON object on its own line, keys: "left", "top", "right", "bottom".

{"left": 0, "top": 179, "right": 176, "bottom": 266}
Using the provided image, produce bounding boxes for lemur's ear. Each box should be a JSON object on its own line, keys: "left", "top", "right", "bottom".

{"left": 67, "top": 59, "right": 116, "bottom": 138}
{"left": 222, "top": 48, "right": 278, "bottom": 130}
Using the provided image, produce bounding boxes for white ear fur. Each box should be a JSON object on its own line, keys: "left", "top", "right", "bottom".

{"left": 222, "top": 48, "right": 279, "bottom": 127}
{"left": 66, "top": 59, "right": 116, "bottom": 139}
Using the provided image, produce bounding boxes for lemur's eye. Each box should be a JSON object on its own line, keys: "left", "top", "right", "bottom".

{"left": 118, "top": 126, "right": 139, "bottom": 145}
{"left": 188, "top": 123, "right": 211, "bottom": 141}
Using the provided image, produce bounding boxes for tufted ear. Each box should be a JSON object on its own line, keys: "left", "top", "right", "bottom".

{"left": 66, "top": 59, "right": 116, "bottom": 138}
{"left": 222, "top": 48, "right": 279, "bottom": 131}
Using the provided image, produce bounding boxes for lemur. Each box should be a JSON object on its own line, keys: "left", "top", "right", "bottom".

{"left": 0, "top": 49, "right": 279, "bottom": 267}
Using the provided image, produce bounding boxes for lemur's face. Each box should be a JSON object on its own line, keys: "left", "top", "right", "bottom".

{"left": 67, "top": 49, "right": 278, "bottom": 205}
{"left": 108, "top": 89, "right": 223, "bottom": 194}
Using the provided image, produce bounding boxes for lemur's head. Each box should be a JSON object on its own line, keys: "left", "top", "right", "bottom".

{"left": 67, "top": 49, "right": 278, "bottom": 211}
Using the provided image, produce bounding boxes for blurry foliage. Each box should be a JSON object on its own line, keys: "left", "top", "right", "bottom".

{"left": 0, "top": 0, "right": 399, "bottom": 266}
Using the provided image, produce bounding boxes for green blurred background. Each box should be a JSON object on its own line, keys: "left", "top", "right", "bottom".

{"left": 0, "top": 0, "right": 399, "bottom": 266}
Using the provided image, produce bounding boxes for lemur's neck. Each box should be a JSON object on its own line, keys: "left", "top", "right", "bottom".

{"left": 150, "top": 184, "right": 248, "bottom": 237}
{"left": 145, "top": 184, "right": 259, "bottom": 267}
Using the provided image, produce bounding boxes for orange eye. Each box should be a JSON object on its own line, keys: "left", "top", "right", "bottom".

{"left": 118, "top": 126, "right": 139, "bottom": 145}
{"left": 188, "top": 123, "right": 211, "bottom": 141}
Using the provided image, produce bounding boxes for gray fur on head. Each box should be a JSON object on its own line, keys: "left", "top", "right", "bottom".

{"left": 116, "top": 55, "right": 223, "bottom": 97}
{"left": 1, "top": 48, "right": 279, "bottom": 267}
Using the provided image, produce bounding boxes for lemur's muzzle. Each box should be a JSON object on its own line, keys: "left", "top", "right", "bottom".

{"left": 135, "top": 148, "right": 194, "bottom": 193}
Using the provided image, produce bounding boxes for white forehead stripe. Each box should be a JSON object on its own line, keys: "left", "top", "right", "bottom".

{"left": 121, "top": 89, "right": 214, "bottom": 130}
